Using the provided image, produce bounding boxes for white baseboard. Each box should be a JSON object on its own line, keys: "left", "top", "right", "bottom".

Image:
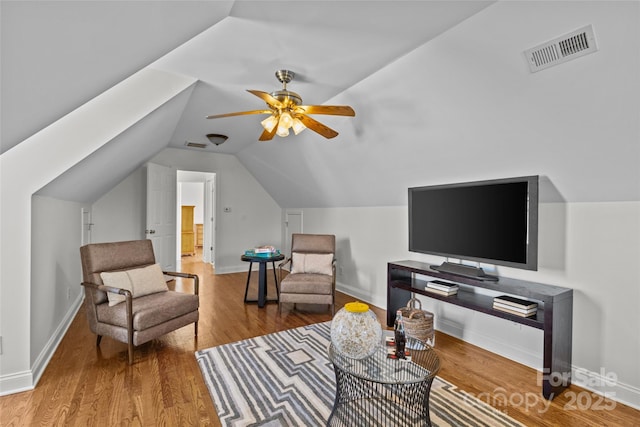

{"left": 336, "top": 282, "right": 386, "bottom": 310}
{"left": 433, "top": 318, "right": 640, "bottom": 409}
{"left": 214, "top": 265, "right": 245, "bottom": 274}
{"left": 437, "top": 317, "right": 543, "bottom": 369}
{"left": 571, "top": 365, "right": 640, "bottom": 410}
{"left": 31, "top": 292, "right": 84, "bottom": 387}
{"left": 0, "top": 370, "right": 33, "bottom": 396}
{"left": 0, "top": 293, "right": 84, "bottom": 396}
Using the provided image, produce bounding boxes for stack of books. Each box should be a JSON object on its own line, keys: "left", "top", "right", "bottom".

{"left": 425, "top": 280, "right": 459, "bottom": 296}
{"left": 493, "top": 295, "right": 538, "bottom": 317}
{"left": 244, "top": 245, "right": 280, "bottom": 257}
{"left": 254, "top": 245, "right": 276, "bottom": 254}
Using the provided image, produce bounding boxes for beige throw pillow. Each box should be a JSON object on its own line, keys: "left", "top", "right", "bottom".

{"left": 100, "top": 270, "right": 133, "bottom": 306}
{"left": 290, "top": 253, "right": 333, "bottom": 276}
{"left": 101, "top": 263, "right": 168, "bottom": 306}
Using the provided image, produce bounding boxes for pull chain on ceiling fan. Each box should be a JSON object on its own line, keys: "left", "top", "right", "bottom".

{"left": 206, "top": 70, "right": 355, "bottom": 141}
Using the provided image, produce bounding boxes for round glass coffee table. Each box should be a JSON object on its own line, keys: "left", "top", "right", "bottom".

{"left": 327, "top": 336, "right": 441, "bottom": 426}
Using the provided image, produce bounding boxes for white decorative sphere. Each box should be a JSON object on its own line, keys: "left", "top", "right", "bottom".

{"left": 330, "top": 302, "right": 382, "bottom": 359}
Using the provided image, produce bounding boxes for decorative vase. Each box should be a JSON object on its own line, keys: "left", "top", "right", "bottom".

{"left": 330, "top": 302, "right": 382, "bottom": 359}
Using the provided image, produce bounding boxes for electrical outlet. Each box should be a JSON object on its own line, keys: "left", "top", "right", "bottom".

{"left": 67, "top": 288, "right": 72, "bottom": 300}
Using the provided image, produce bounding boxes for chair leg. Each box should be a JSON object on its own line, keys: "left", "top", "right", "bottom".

{"left": 195, "top": 321, "right": 198, "bottom": 337}
{"left": 128, "top": 342, "right": 134, "bottom": 365}
{"left": 96, "top": 335, "right": 102, "bottom": 346}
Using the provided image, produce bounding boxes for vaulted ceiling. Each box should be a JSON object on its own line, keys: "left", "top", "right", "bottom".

{"left": 3, "top": 1, "right": 639, "bottom": 207}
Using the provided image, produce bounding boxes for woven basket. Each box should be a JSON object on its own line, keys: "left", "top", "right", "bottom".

{"left": 399, "top": 298, "right": 434, "bottom": 345}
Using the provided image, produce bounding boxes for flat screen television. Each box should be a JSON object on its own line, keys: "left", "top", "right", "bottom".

{"left": 408, "top": 175, "right": 539, "bottom": 281}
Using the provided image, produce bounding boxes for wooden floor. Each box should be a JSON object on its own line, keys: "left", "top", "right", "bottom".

{"left": 1, "top": 254, "right": 637, "bottom": 426}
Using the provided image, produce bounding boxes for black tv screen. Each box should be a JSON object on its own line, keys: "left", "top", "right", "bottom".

{"left": 409, "top": 176, "right": 538, "bottom": 271}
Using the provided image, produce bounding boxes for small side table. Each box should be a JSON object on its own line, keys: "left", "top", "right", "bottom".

{"left": 327, "top": 337, "right": 441, "bottom": 426}
{"left": 241, "top": 253, "right": 285, "bottom": 308}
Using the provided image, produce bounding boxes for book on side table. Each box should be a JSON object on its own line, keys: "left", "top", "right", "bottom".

{"left": 425, "top": 280, "right": 459, "bottom": 296}
{"left": 493, "top": 295, "right": 538, "bottom": 317}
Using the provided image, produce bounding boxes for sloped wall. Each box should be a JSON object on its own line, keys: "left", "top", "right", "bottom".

{"left": 240, "top": 1, "right": 639, "bottom": 208}
{"left": 0, "top": 68, "right": 196, "bottom": 394}
{"left": 289, "top": 1, "right": 640, "bottom": 408}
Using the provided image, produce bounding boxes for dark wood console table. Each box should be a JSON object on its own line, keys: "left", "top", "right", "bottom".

{"left": 387, "top": 260, "right": 573, "bottom": 399}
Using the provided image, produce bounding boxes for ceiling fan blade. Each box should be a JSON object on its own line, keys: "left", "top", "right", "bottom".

{"left": 258, "top": 125, "right": 277, "bottom": 141}
{"left": 247, "top": 90, "right": 284, "bottom": 109}
{"left": 206, "top": 109, "right": 272, "bottom": 119}
{"left": 297, "top": 114, "right": 339, "bottom": 139}
{"left": 296, "top": 105, "right": 355, "bottom": 116}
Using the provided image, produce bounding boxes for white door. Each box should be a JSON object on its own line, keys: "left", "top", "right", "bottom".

{"left": 146, "top": 163, "right": 177, "bottom": 271}
{"left": 284, "top": 211, "right": 303, "bottom": 260}
{"left": 203, "top": 176, "right": 216, "bottom": 265}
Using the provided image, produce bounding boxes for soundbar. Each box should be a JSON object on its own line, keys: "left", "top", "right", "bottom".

{"left": 430, "top": 262, "right": 499, "bottom": 282}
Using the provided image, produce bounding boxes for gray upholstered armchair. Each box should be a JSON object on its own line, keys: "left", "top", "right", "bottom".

{"left": 80, "top": 239, "right": 199, "bottom": 364}
{"left": 278, "top": 233, "right": 336, "bottom": 314}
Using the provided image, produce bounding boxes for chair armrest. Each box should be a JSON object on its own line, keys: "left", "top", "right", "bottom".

{"left": 278, "top": 257, "right": 292, "bottom": 269}
{"left": 81, "top": 281, "right": 133, "bottom": 299}
{"left": 278, "top": 257, "right": 292, "bottom": 282}
{"left": 331, "top": 258, "right": 337, "bottom": 288}
{"left": 163, "top": 271, "right": 199, "bottom": 295}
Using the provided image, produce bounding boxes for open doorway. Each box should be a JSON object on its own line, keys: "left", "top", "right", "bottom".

{"left": 176, "top": 170, "right": 216, "bottom": 266}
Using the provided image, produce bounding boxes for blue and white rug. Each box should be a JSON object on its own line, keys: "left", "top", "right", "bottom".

{"left": 196, "top": 322, "right": 524, "bottom": 426}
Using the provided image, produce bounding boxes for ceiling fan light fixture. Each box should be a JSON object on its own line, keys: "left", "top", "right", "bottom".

{"left": 261, "top": 115, "right": 278, "bottom": 132}
{"left": 276, "top": 111, "right": 294, "bottom": 137}
{"left": 276, "top": 124, "right": 290, "bottom": 137}
{"left": 279, "top": 111, "right": 293, "bottom": 129}
{"left": 291, "top": 117, "right": 306, "bottom": 135}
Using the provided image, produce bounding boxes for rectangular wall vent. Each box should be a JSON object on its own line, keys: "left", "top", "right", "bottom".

{"left": 524, "top": 25, "right": 598, "bottom": 73}
{"left": 185, "top": 141, "right": 208, "bottom": 149}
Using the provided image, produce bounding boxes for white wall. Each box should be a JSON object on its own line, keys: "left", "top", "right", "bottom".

{"left": 91, "top": 168, "right": 146, "bottom": 243}
{"left": 30, "top": 196, "right": 87, "bottom": 383}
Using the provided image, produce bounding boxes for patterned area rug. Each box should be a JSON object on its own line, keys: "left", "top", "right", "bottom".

{"left": 196, "top": 322, "right": 524, "bottom": 427}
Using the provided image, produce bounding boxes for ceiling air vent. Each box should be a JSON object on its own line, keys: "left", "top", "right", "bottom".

{"left": 185, "top": 141, "right": 208, "bottom": 149}
{"left": 524, "top": 25, "right": 598, "bottom": 73}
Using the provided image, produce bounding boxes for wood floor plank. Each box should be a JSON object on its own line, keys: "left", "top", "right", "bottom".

{"left": 0, "top": 253, "right": 637, "bottom": 426}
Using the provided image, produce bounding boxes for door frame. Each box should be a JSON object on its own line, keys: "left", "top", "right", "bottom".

{"left": 203, "top": 175, "right": 216, "bottom": 265}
